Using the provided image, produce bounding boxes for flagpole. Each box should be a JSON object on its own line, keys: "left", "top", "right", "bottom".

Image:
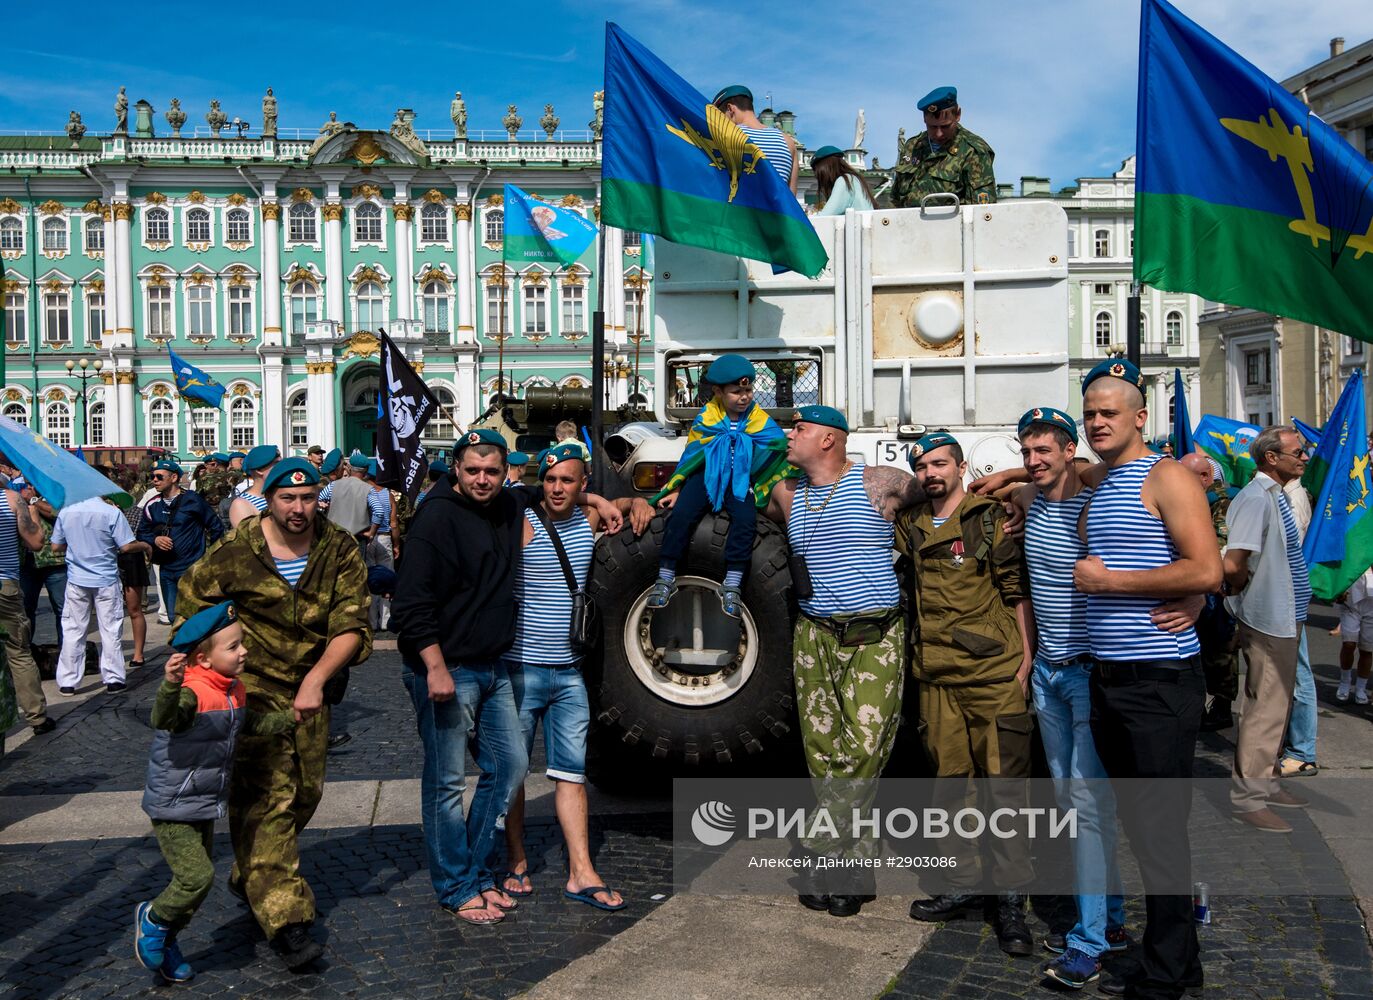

{"left": 497, "top": 265, "right": 507, "bottom": 405}
{"left": 1127, "top": 282, "right": 1142, "bottom": 367}
{"left": 590, "top": 213, "right": 606, "bottom": 494}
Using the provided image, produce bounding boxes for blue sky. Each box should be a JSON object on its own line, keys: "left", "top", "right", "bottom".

{"left": 2, "top": 0, "right": 1370, "bottom": 190}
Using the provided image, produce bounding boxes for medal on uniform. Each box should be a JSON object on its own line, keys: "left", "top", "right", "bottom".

{"left": 951, "top": 539, "right": 965, "bottom": 568}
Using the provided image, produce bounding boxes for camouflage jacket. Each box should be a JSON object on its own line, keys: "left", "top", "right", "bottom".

{"left": 1207, "top": 484, "right": 1233, "bottom": 547}
{"left": 193, "top": 470, "right": 240, "bottom": 512}
{"left": 891, "top": 126, "right": 997, "bottom": 207}
{"left": 176, "top": 514, "right": 372, "bottom": 691}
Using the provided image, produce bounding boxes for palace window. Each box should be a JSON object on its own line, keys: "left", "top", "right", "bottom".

{"left": 228, "top": 284, "right": 253, "bottom": 337}
{"left": 1129, "top": 229, "right": 1135, "bottom": 257}
{"left": 288, "top": 390, "right": 308, "bottom": 448}
{"left": 624, "top": 230, "right": 642, "bottom": 248}
{"left": 42, "top": 217, "right": 67, "bottom": 252}
{"left": 354, "top": 202, "right": 383, "bottom": 242}
{"left": 43, "top": 400, "right": 72, "bottom": 447}
{"left": 1093, "top": 228, "right": 1110, "bottom": 258}
{"left": 1093, "top": 282, "right": 1111, "bottom": 296}
{"left": 1348, "top": 336, "right": 1365, "bottom": 359}
{"left": 145, "top": 207, "right": 170, "bottom": 243}
{"left": 86, "top": 290, "right": 105, "bottom": 343}
{"left": 1245, "top": 349, "right": 1271, "bottom": 387}
{"left": 44, "top": 291, "right": 70, "bottom": 343}
{"left": 225, "top": 208, "right": 250, "bottom": 243}
{"left": 1094, "top": 311, "right": 1113, "bottom": 347}
{"left": 1165, "top": 310, "right": 1184, "bottom": 347}
{"left": 485, "top": 209, "right": 504, "bottom": 244}
{"left": 148, "top": 284, "right": 173, "bottom": 339}
{"left": 485, "top": 283, "right": 509, "bottom": 337}
{"left": 186, "top": 207, "right": 211, "bottom": 244}
{"left": 88, "top": 400, "right": 105, "bottom": 445}
{"left": 356, "top": 281, "right": 385, "bottom": 329}
{"left": 523, "top": 280, "right": 547, "bottom": 336}
{"left": 421, "top": 280, "right": 448, "bottom": 333}
{"left": 190, "top": 407, "right": 218, "bottom": 451}
{"left": 428, "top": 385, "right": 456, "bottom": 441}
{"left": 625, "top": 285, "right": 645, "bottom": 336}
{"left": 1066, "top": 228, "right": 1077, "bottom": 258}
{"left": 4, "top": 290, "right": 26, "bottom": 345}
{"left": 289, "top": 281, "right": 318, "bottom": 336}
{"left": 560, "top": 282, "right": 585, "bottom": 336}
{"left": 230, "top": 395, "right": 256, "bottom": 449}
{"left": 149, "top": 397, "right": 175, "bottom": 449}
{"left": 2, "top": 402, "right": 27, "bottom": 423}
{"left": 0, "top": 217, "right": 22, "bottom": 252}
{"left": 288, "top": 203, "right": 316, "bottom": 243}
{"left": 84, "top": 217, "right": 104, "bottom": 253}
{"left": 187, "top": 283, "right": 213, "bottom": 338}
{"left": 420, "top": 202, "right": 448, "bottom": 243}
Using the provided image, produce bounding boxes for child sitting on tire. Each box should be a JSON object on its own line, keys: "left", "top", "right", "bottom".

{"left": 648, "top": 354, "right": 786, "bottom": 617}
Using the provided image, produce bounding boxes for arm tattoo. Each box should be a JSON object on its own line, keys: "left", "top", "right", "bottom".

{"left": 15, "top": 496, "right": 35, "bottom": 532}
{"left": 863, "top": 465, "right": 922, "bottom": 521}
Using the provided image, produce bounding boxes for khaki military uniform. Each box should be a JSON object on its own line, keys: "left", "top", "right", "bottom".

{"left": 891, "top": 127, "right": 997, "bottom": 207}
{"left": 176, "top": 515, "right": 371, "bottom": 938}
{"left": 895, "top": 491, "right": 1032, "bottom": 887}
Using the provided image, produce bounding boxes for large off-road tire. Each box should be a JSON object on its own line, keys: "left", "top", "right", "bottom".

{"left": 584, "top": 512, "right": 799, "bottom": 782}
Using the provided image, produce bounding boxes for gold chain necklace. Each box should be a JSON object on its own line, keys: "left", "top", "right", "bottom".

{"left": 804, "top": 461, "right": 852, "bottom": 513}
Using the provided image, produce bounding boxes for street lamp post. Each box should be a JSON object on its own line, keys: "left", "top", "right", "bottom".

{"left": 65, "top": 356, "right": 104, "bottom": 446}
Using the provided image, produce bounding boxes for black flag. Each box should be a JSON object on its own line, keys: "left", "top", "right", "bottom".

{"left": 376, "top": 329, "right": 439, "bottom": 502}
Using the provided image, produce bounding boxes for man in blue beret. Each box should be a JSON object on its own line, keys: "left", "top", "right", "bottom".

{"left": 416, "top": 459, "right": 448, "bottom": 507}
{"left": 319, "top": 448, "right": 343, "bottom": 477}
{"left": 504, "top": 451, "right": 530, "bottom": 488}
{"left": 136, "top": 458, "right": 224, "bottom": 621}
{"left": 712, "top": 84, "right": 800, "bottom": 194}
{"left": 320, "top": 451, "right": 373, "bottom": 553}
{"left": 892, "top": 85, "right": 997, "bottom": 207}
{"left": 360, "top": 459, "right": 398, "bottom": 632}
{"left": 226, "top": 452, "right": 246, "bottom": 473}
{"left": 229, "top": 445, "right": 280, "bottom": 528}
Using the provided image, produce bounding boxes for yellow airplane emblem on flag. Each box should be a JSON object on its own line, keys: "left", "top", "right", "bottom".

{"left": 666, "top": 104, "right": 768, "bottom": 203}
{"left": 1207, "top": 430, "right": 1237, "bottom": 455}
{"left": 1348, "top": 452, "right": 1370, "bottom": 514}
{"left": 1220, "top": 108, "right": 1373, "bottom": 258}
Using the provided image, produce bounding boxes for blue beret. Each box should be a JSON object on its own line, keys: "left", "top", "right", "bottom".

{"left": 367, "top": 565, "right": 398, "bottom": 595}
{"left": 455, "top": 428, "right": 508, "bottom": 454}
{"left": 791, "top": 404, "right": 848, "bottom": 433}
{"left": 538, "top": 443, "right": 588, "bottom": 476}
{"left": 348, "top": 450, "right": 369, "bottom": 469}
{"left": 507, "top": 451, "right": 530, "bottom": 466}
{"left": 909, "top": 431, "right": 961, "bottom": 468}
{"left": 227, "top": 452, "right": 247, "bottom": 462}
{"left": 366, "top": 459, "right": 378, "bottom": 478}
{"left": 244, "top": 445, "right": 280, "bottom": 472}
{"left": 320, "top": 448, "right": 343, "bottom": 474}
{"left": 210, "top": 452, "right": 231, "bottom": 463}
{"left": 171, "top": 600, "right": 238, "bottom": 653}
{"left": 263, "top": 457, "right": 321, "bottom": 492}
{"left": 705, "top": 353, "right": 756, "bottom": 386}
{"left": 154, "top": 459, "right": 183, "bottom": 475}
{"left": 1017, "top": 406, "right": 1078, "bottom": 444}
{"left": 918, "top": 86, "right": 958, "bottom": 115}
{"left": 1081, "top": 358, "right": 1146, "bottom": 396}
{"left": 812, "top": 145, "right": 844, "bottom": 162}
{"left": 712, "top": 85, "right": 752, "bottom": 106}
{"left": 428, "top": 459, "right": 449, "bottom": 474}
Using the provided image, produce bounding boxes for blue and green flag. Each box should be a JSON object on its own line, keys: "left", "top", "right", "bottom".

{"left": 1135, "top": 0, "right": 1373, "bottom": 339}
{"left": 601, "top": 23, "right": 827, "bottom": 278}
{"left": 502, "top": 184, "right": 597, "bottom": 266}
{"left": 0, "top": 413, "right": 130, "bottom": 509}
{"left": 1303, "top": 370, "right": 1373, "bottom": 599}
{"left": 1293, "top": 417, "right": 1323, "bottom": 447}
{"left": 1172, "top": 368, "right": 1194, "bottom": 455}
{"left": 168, "top": 346, "right": 225, "bottom": 409}
{"left": 1193, "top": 414, "right": 1261, "bottom": 487}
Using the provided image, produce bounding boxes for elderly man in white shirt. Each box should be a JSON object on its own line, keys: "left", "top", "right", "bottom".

{"left": 51, "top": 497, "right": 151, "bottom": 695}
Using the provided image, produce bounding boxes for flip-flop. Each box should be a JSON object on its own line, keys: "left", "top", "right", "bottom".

{"left": 563, "top": 886, "right": 627, "bottom": 911}
{"left": 448, "top": 900, "right": 504, "bottom": 926}
{"left": 481, "top": 888, "right": 518, "bottom": 911}
{"left": 500, "top": 870, "right": 535, "bottom": 897}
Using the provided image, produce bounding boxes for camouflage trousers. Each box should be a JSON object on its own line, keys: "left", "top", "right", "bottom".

{"left": 229, "top": 683, "right": 329, "bottom": 939}
{"left": 150, "top": 819, "right": 216, "bottom": 932}
{"left": 793, "top": 614, "right": 905, "bottom": 859}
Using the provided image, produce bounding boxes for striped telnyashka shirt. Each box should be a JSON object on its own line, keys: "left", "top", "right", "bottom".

{"left": 507, "top": 507, "right": 595, "bottom": 665}
{"left": 274, "top": 554, "right": 308, "bottom": 588}
{"left": 788, "top": 462, "right": 899, "bottom": 618}
{"left": 1024, "top": 488, "right": 1094, "bottom": 662}
{"left": 740, "top": 126, "right": 794, "bottom": 187}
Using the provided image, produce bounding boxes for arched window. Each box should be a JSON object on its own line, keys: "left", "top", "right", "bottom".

{"left": 1168, "top": 395, "right": 1176, "bottom": 426}
{"left": 288, "top": 203, "right": 316, "bottom": 243}
{"left": 4, "top": 288, "right": 25, "bottom": 345}
{"left": 288, "top": 390, "right": 308, "bottom": 448}
{"left": 43, "top": 399, "right": 72, "bottom": 446}
{"left": 225, "top": 208, "right": 250, "bottom": 243}
{"left": 356, "top": 281, "right": 384, "bottom": 329}
{"left": 187, "top": 282, "right": 213, "bottom": 338}
{"left": 1166, "top": 310, "right": 1184, "bottom": 347}
{"left": 230, "top": 395, "right": 256, "bottom": 449}
{"left": 185, "top": 207, "right": 211, "bottom": 243}
{"left": 420, "top": 202, "right": 448, "bottom": 243}
{"left": 0, "top": 217, "right": 22, "bottom": 252}
{"left": 145, "top": 207, "right": 170, "bottom": 243}
{"left": 147, "top": 283, "right": 173, "bottom": 339}
{"left": 421, "top": 280, "right": 448, "bottom": 333}
{"left": 88, "top": 400, "right": 105, "bottom": 445}
{"left": 43, "top": 290, "right": 70, "bottom": 343}
{"left": 1094, "top": 311, "right": 1113, "bottom": 347}
{"left": 289, "top": 281, "right": 318, "bottom": 335}
{"left": 190, "top": 407, "right": 218, "bottom": 451}
{"left": 354, "top": 202, "right": 382, "bottom": 242}
{"left": 42, "top": 217, "right": 67, "bottom": 253}
{"left": 149, "top": 397, "right": 175, "bottom": 449}
{"left": 428, "top": 385, "right": 456, "bottom": 440}
{"left": 228, "top": 284, "right": 252, "bottom": 337}
{"left": 86, "top": 289, "right": 105, "bottom": 343}
{"left": 1093, "top": 228, "right": 1110, "bottom": 258}
{"left": 485, "top": 209, "right": 504, "bottom": 244}
{"left": 84, "top": 217, "right": 104, "bottom": 253}
{"left": 2, "top": 402, "right": 27, "bottom": 423}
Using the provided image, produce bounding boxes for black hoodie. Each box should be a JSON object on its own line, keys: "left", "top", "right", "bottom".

{"left": 390, "top": 475, "right": 536, "bottom": 665}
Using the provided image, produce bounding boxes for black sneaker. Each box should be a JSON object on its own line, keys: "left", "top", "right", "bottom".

{"left": 105, "top": 682, "right": 127, "bottom": 695}
{"left": 909, "top": 891, "right": 982, "bottom": 921}
{"left": 994, "top": 892, "right": 1034, "bottom": 956}
{"left": 327, "top": 732, "right": 353, "bottom": 751}
{"left": 58, "top": 686, "right": 76, "bottom": 696}
{"left": 271, "top": 922, "right": 323, "bottom": 970}
{"left": 31, "top": 718, "right": 56, "bottom": 735}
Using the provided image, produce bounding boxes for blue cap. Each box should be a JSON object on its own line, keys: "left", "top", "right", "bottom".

{"left": 909, "top": 431, "right": 960, "bottom": 468}
{"left": 347, "top": 450, "right": 369, "bottom": 469}
{"left": 170, "top": 600, "right": 238, "bottom": 653}
{"left": 1017, "top": 406, "right": 1078, "bottom": 444}
{"left": 918, "top": 86, "right": 958, "bottom": 115}
{"left": 227, "top": 451, "right": 247, "bottom": 462}
{"left": 154, "top": 459, "right": 183, "bottom": 476}
{"left": 812, "top": 145, "right": 844, "bottom": 162}
{"left": 366, "top": 459, "right": 378, "bottom": 478}
{"left": 539, "top": 443, "right": 588, "bottom": 476}
{"left": 367, "top": 565, "right": 398, "bottom": 595}
{"left": 428, "top": 459, "right": 449, "bottom": 474}
{"left": 791, "top": 404, "right": 848, "bottom": 433}
{"left": 263, "top": 457, "right": 321, "bottom": 492}
{"left": 320, "top": 448, "right": 343, "bottom": 474}
{"left": 705, "top": 354, "right": 756, "bottom": 387}
{"left": 712, "top": 85, "right": 752, "bottom": 106}
{"left": 1081, "top": 358, "right": 1146, "bottom": 396}
{"left": 507, "top": 451, "right": 530, "bottom": 466}
{"left": 455, "top": 428, "right": 508, "bottom": 454}
{"left": 244, "top": 445, "right": 280, "bottom": 472}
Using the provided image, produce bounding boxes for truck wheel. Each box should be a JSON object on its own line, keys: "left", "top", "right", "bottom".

{"left": 586, "top": 512, "right": 798, "bottom": 774}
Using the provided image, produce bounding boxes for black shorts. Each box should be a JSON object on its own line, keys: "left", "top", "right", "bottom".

{"left": 118, "top": 551, "right": 149, "bottom": 589}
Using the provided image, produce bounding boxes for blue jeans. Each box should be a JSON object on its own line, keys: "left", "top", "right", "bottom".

{"left": 402, "top": 660, "right": 528, "bottom": 908}
{"left": 505, "top": 660, "right": 590, "bottom": 783}
{"left": 22, "top": 564, "right": 66, "bottom": 646}
{"left": 159, "top": 570, "right": 181, "bottom": 621}
{"left": 1032, "top": 655, "right": 1126, "bottom": 958}
{"left": 1284, "top": 628, "right": 1316, "bottom": 764}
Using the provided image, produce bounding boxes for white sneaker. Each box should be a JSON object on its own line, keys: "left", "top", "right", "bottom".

{"left": 1356, "top": 689, "right": 1370, "bottom": 706}
{"left": 1336, "top": 684, "right": 1352, "bottom": 703}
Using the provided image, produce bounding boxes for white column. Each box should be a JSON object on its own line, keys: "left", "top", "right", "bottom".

{"left": 1114, "top": 279, "right": 1129, "bottom": 349}
{"left": 116, "top": 372, "right": 136, "bottom": 444}
{"left": 1078, "top": 280, "right": 1093, "bottom": 357}
{"left": 261, "top": 198, "right": 283, "bottom": 348}
{"left": 606, "top": 226, "right": 625, "bottom": 343}
{"left": 323, "top": 203, "right": 344, "bottom": 324}
{"left": 455, "top": 203, "right": 474, "bottom": 343}
{"left": 262, "top": 357, "right": 286, "bottom": 448}
{"left": 307, "top": 363, "right": 338, "bottom": 449}
{"left": 113, "top": 203, "right": 134, "bottom": 337}
{"left": 455, "top": 357, "right": 479, "bottom": 426}
{"left": 394, "top": 203, "right": 414, "bottom": 320}
{"left": 102, "top": 209, "right": 119, "bottom": 341}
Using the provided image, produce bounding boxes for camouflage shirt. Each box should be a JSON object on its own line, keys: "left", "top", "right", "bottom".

{"left": 193, "top": 470, "right": 240, "bottom": 512}
{"left": 175, "top": 514, "right": 372, "bottom": 691}
{"left": 891, "top": 126, "right": 997, "bottom": 207}
{"left": 1207, "top": 483, "right": 1233, "bottom": 547}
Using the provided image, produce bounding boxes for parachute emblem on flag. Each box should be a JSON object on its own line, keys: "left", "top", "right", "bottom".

{"left": 529, "top": 205, "right": 568, "bottom": 242}
{"left": 666, "top": 105, "right": 767, "bottom": 203}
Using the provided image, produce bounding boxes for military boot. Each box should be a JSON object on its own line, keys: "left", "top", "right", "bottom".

{"left": 993, "top": 891, "right": 1034, "bottom": 956}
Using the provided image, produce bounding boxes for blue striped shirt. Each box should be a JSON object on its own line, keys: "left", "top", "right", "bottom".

{"left": 1279, "top": 492, "right": 1311, "bottom": 623}
{"left": 507, "top": 507, "right": 595, "bottom": 665}
{"left": 0, "top": 496, "right": 20, "bottom": 582}
{"left": 241, "top": 492, "right": 268, "bottom": 513}
{"left": 274, "top": 555, "right": 308, "bottom": 588}
{"left": 1085, "top": 454, "right": 1200, "bottom": 660}
{"left": 788, "top": 462, "right": 899, "bottom": 617}
{"left": 740, "top": 126, "right": 794, "bottom": 186}
{"left": 368, "top": 488, "right": 392, "bottom": 528}
{"left": 1024, "top": 487, "right": 1094, "bottom": 661}
{"left": 319, "top": 482, "right": 333, "bottom": 504}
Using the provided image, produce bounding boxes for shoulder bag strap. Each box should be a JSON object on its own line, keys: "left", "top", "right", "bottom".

{"left": 529, "top": 504, "right": 579, "bottom": 596}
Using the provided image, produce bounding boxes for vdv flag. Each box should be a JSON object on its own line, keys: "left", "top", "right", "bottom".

{"left": 1302, "top": 370, "right": 1373, "bottom": 598}
{"left": 503, "top": 184, "right": 597, "bottom": 266}
{"left": 1136, "top": 0, "right": 1373, "bottom": 340}
{"left": 1172, "top": 368, "right": 1194, "bottom": 455}
{"left": 0, "top": 413, "right": 130, "bottom": 509}
{"left": 1193, "top": 414, "right": 1261, "bottom": 487}
{"left": 167, "top": 347, "right": 226, "bottom": 409}
{"left": 375, "top": 330, "right": 439, "bottom": 502}
{"left": 1293, "top": 417, "right": 1323, "bottom": 447}
{"left": 601, "top": 23, "right": 828, "bottom": 278}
